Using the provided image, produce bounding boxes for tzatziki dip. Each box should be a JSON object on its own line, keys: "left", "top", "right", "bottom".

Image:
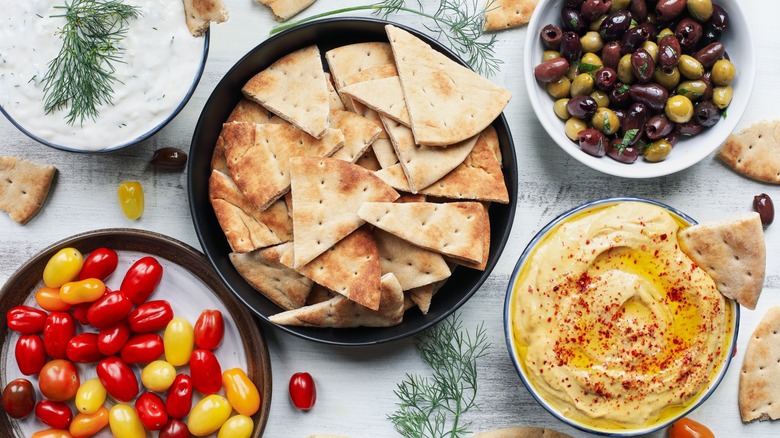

{"left": 0, "top": 0, "right": 206, "bottom": 151}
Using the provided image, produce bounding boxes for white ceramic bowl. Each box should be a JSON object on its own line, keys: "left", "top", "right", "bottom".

{"left": 524, "top": 0, "right": 755, "bottom": 178}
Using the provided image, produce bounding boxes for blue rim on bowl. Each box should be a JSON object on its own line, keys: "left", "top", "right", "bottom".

{"left": 503, "top": 196, "right": 740, "bottom": 436}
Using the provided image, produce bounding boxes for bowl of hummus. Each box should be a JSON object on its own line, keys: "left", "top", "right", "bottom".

{"left": 504, "top": 197, "right": 738, "bottom": 436}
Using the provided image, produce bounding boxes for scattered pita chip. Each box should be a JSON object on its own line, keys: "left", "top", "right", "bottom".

{"left": 358, "top": 201, "right": 488, "bottom": 263}
{"left": 471, "top": 427, "right": 572, "bottom": 438}
{"left": 375, "top": 229, "right": 451, "bottom": 291}
{"left": 325, "top": 73, "right": 346, "bottom": 111}
{"left": 718, "top": 120, "right": 780, "bottom": 184}
{"left": 256, "top": 0, "right": 316, "bottom": 22}
{"left": 328, "top": 110, "right": 382, "bottom": 163}
{"left": 355, "top": 148, "right": 382, "bottom": 171}
{"left": 679, "top": 213, "right": 766, "bottom": 310}
{"left": 226, "top": 98, "right": 287, "bottom": 124}
{"left": 242, "top": 45, "right": 330, "bottom": 138}
{"left": 290, "top": 157, "right": 399, "bottom": 268}
{"left": 385, "top": 25, "right": 511, "bottom": 146}
{"left": 229, "top": 243, "right": 312, "bottom": 310}
{"left": 182, "top": 0, "right": 229, "bottom": 37}
{"left": 740, "top": 307, "right": 780, "bottom": 422}
{"left": 340, "top": 76, "right": 410, "bottom": 126}
{"left": 484, "top": 0, "right": 539, "bottom": 31}
{"left": 325, "top": 42, "right": 395, "bottom": 91}
{"left": 0, "top": 157, "right": 57, "bottom": 225}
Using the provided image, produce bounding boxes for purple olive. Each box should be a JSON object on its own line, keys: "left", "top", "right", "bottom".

{"left": 581, "top": 0, "right": 613, "bottom": 21}
{"left": 607, "top": 137, "right": 639, "bottom": 163}
{"left": 655, "top": 0, "right": 687, "bottom": 22}
{"left": 601, "top": 41, "right": 623, "bottom": 69}
{"left": 566, "top": 95, "right": 599, "bottom": 119}
{"left": 694, "top": 101, "right": 720, "bottom": 127}
{"left": 676, "top": 120, "right": 705, "bottom": 136}
{"left": 694, "top": 42, "right": 724, "bottom": 67}
{"left": 534, "top": 58, "right": 570, "bottom": 82}
{"left": 675, "top": 18, "right": 703, "bottom": 53}
{"left": 621, "top": 103, "right": 649, "bottom": 143}
{"left": 609, "top": 83, "right": 632, "bottom": 108}
{"left": 711, "top": 4, "right": 729, "bottom": 32}
{"left": 665, "top": 130, "right": 681, "bottom": 146}
{"left": 754, "top": 194, "right": 775, "bottom": 226}
{"left": 578, "top": 128, "right": 608, "bottom": 157}
{"left": 629, "top": 83, "right": 669, "bottom": 112}
{"left": 594, "top": 67, "right": 618, "bottom": 90}
{"left": 561, "top": 9, "right": 587, "bottom": 35}
{"left": 699, "top": 22, "right": 721, "bottom": 49}
{"left": 560, "top": 31, "right": 583, "bottom": 63}
{"left": 658, "top": 35, "right": 682, "bottom": 70}
{"left": 566, "top": 0, "right": 586, "bottom": 8}
{"left": 628, "top": 0, "right": 648, "bottom": 23}
{"left": 621, "top": 25, "right": 651, "bottom": 55}
{"left": 645, "top": 114, "right": 675, "bottom": 139}
{"left": 631, "top": 48, "right": 655, "bottom": 83}
{"left": 541, "top": 24, "right": 564, "bottom": 50}
{"left": 612, "top": 108, "right": 627, "bottom": 124}
{"left": 599, "top": 10, "right": 633, "bottom": 41}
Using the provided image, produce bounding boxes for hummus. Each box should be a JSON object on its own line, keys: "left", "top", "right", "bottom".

{"left": 510, "top": 202, "right": 734, "bottom": 429}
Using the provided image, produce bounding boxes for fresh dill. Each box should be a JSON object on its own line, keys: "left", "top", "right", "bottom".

{"left": 42, "top": 0, "right": 141, "bottom": 125}
{"left": 270, "top": 0, "right": 502, "bottom": 76}
{"left": 388, "top": 313, "right": 490, "bottom": 438}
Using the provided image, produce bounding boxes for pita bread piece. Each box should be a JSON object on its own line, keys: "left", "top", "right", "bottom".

{"left": 328, "top": 109, "right": 382, "bottom": 163}
{"left": 257, "top": 0, "right": 316, "bottom": 22}
{"left": 0, "top": 157, "right": 57, "bottom": 225}
{"left": 484, "top": 0, "right": 539, "bottom": 31}
{"left": 226, "top": 98, "right": 287, "bottom": 125}
{"left": 340, "top": 64, "right": 400, "bottom": 114}
{"left": 242, "top": 45, "right": 330, "bottom": 138}
{"left": 471, "top": 427, "right": 572, "bottom": 438}
{"left": 358, "top": 201, "right": 488, "bottom": 263}
{"left": 739, "top": 306, "right": 780, "bottom": 422}
{"left": 325, "top": 42, "right": 395, "bottom": 91}
{"left": 375, "top": 228, "right": 451, "bottom": 290}
{"left": 290, "top": 157, "right": 399, "bottom": 268}
{"left": 182, "top": 0, "right": 229, "bottom": 37}
{"left": 678, "top": 212, "right": 766, "bottom": 310}
{"left": 229, "top": 243, "right": 312, "bottom": 310}
{"left": 445, "top": 202, "right": 492, "bottom": 271}
{"left": 385, "top": 25, "right": 511, "bottom": 146}
{"left": 339, "top": 76, "right": 411, "bottom": 126}
{"left": 718, "top": 120, "right": 780, "bottom": 183}
{"left": 325, "top": 73, "right": 346, "bottom": 111}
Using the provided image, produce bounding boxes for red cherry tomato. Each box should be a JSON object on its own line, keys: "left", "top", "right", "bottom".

{"left": 78, "top": 248, "right": 119, "bottom": 281}
{"left": 190, "top": 349, "right": 222, "bottom": 395}
{"left": 159, "top": 419, "right": 189, "bottom": 438}
{"left": 87, "top": 290, "right": 132, "bottom": 329}
{"left": 120, "top": 256, "right": 163, "bottom": 305}
{"left": 39, "top": 359, "right": 80, "bottom": 402}
{"left": 35, "top": 400, "right": 73, "bottom": 429}
{"left": 66, "top": 333, "right": 105, "bottom": 363}
{"left": 135, "top": 392, "right": 169, "bottom": 431}
{"left": 669, "top": 417, "right": 715, "bottom": 438}
{"left": 165, "top": 374, "right": 193, "bottom": 419}
{"left": 16, "top": 334, "right": 47, "bottom": 375}
{"left": 71, "top": 302, "right": 92, "bottom": 326}
{"left": 289, "top": 372, "right": 316, "bottom": 410}
{"left": 97, "top": 322, "right": 131, "bottom": 356}
{"left": 7, "top": 305, "right": 48, "bottom": 333}
{"left": 43, "top": 312, "right": 77, "bottom": 359}
{"left": 2, "top": 378, "right": 36, "bottom": 419}
{"left": 96, "top": 356, "right": 138, "bottom": 402}
{"left": 193, "top": 309, "right": 224, "bottom": 351}
{"left": 127, "top": 300, "right": 173, "bottom": 333}
{"left": 120, "top": 333, "right": 164, "bottom": 364}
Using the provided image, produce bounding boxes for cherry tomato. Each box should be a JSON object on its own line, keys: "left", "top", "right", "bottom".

{"left": 117, "top": 181, "right": 144, "bottom": 221}
{"left": 194, "top": 309, "right": 224, "bottom": 350}
{"left": 135, "top": 392, "right": 169, "bottom": 431}
{"left": 75, "top": 378, "right": 107, "bottom": 415}
{"left": 218, "top": 415, "right": 254, "bottom": 438}
{"left": 2, "top": 378, "right": 35, "bottom": 419}
{"left": 164, "top": 317, "right": 193, "bottom": 366}
{"left": 96, "top": 356, "right": 138, "bottom": 402}
{"left": 165, "top": 374, "right": 194, "bottom": 419}
{"left": 289, "top": 372, "right": 316, "bottom": 410}
{"left": 187, "top": 394, "right": 232, "bottom": 436}
{"left": 66, "top": 333, "right": 104, "bottom": 363}
{"left": 223, "top": 368, "right": 260, "bottom": 416}
{"left": 71, "top": 302, "right": 92, "bottom": 326}
{"left": 39, "top": 359, "right": 80, "bottom": 402}
{"left": 59, "top": 278, "right": 106, "bottom": 305}
{"left": 109, "top": 404, "right": 145, "bottom": 438}
{"left": 127, "top": 300, "right": 173, "bottom": 333}
{"left": 97, "top": 322, "right": 131, "bottom": 356}
{"left": 36, "top": 287, "right": 73, "bottom": 312}
{"left": 69, "top": 407, "right": 109, "bottom": 437}
{"left": 44, "top": 247, "right": 84, "bottom": 288}
{"left": 87, "top": 290, "right": 132, "bottom": 329}
{"left": 16, "top": 334, "right": 47, "bottom": 375}
{"left": 190, "top": 349, "right": 222, "bottom": 395}
{"left": 78, "top": 247, "right": 119, "bottom": 281}
{"left": 120, "top": 256, "right": 162, "bottom": 304}
{"left": 669, "top": 417, "right": 715, "bottom": 438}
{"left": 6, "top": 305, "right": 48, "bottom": 333}
{"left": 141, "top": 360, "right": 177, "bottom": 392}
{"left": 44, "top": 311, "right": 77, "bottom": 359}
{"left": 30, "top": 430, "right": 73, "bottom": 438}
{"left": 35, "top": 400, "right": 73, "bottom": 429}
{"left": 160, "top": 419, "right": 190, "bottom": 438}
{"left": 120, "top": 333, "right": 164, "bottom": 364}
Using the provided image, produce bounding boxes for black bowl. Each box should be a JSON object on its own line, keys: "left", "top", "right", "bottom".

{"left": 188, "top": 17, "right": 517, "bottom": 346}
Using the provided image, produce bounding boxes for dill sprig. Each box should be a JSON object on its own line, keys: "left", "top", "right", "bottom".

{"left": 269, "top": 0, "right": 502, "bottom": 76}
{"left": 42, "top": 0, "right": 140, "bottom": 125}
{"left": 388, "top": 313, "right": 490, "bottom": 438}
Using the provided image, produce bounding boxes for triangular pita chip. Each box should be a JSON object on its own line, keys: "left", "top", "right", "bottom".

{"left": 257, "top": 0, "right": 315, "bottom": 22}
{"left": 484, "top": 0, "right": 539, "bottom": 31}
{"left": 471, "top": 427, "right": 572, "bottom": 438}
{"left": 0, "top": 157, "right": 56, "bottom": 225}
{"left": 718, "top": 120, "right": 780, "bottom": 184}
{"left": 341, "top": 64, "right": 399, "bottom": 114}
{"left": 385, "top": 25, "right": 511, "bottom": 146}
{"left": 740, "top": 306, "right": 780, "bottom": 422}
{"left": 444, "top": 202, "right": 491, "bottom": 271}
{"left": 325, "top": 73, "right": 345, "bottom": 111}
{"left": 229, "top": 243, "right": 312, "bottom": 310}
{"left": 242, "top": 45, "right": 330, "bottom": 138}
{"left": 325, "top": 42, "right": 395, "bottom": 91}
{"left": 339, "top": 76, "right": 410, "bottom": 126}
{"left": 372, "top": 137, "right": 398, "bottom": 169}
{"left": 408, "top": 283, "right": 434, "bottom": 315}
{"left": 226, "top": 98, "right": 287, "bottom": 124}
{"left": 679, "top": 213, "right": 766, "bottom": 310}
{"left": 328, "top": 109, "right": 382, "bottom": 163}
{"left": 374, "top": 229, "right": 451, "bottom": 290}
{"left": 182, "top": 0, "right": 229, "bottom": 37}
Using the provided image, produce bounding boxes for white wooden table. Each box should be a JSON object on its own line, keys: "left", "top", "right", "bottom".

{"left": 2, "top": 1, "right": 779, "bottom": 436}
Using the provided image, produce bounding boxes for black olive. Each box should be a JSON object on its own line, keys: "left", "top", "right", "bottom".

{"left": 754, "top": 194, "right": 775, "bottom": 226}
{"left": 150, "top": 147, "right": 188, "bottom": 169}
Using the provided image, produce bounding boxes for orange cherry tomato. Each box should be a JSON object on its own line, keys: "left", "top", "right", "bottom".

{"left": 36, "top": 287, "right": 73, "bottom": 312}
{"left": 223, "top": 368, "right": 260, "bottom": 417}
{"left": 69, "top": 407, "right": 110, "bottom": 437}
{"left": 30, "top": 430, "right": 73, "bottom": 438}
{"left": 59, "top": 279, "right": 106, "bottom": 305}
{"left": 117, "top": 181, "right": 144, "bottom": 220}
{"left": 669, "top": 417, "right": 715, "bottom": 438}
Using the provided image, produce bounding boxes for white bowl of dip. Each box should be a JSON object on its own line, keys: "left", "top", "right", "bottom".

{"left": 504, "top": 197, "right": 739, "bottom": 436}
{"left": 0, "top": 0, "right": 208, "bottom": 152}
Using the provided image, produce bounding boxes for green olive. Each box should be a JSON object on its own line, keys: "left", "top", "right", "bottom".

{"left": 654, "top": 67, "right": 681, "bottom": 90}
{"left": 565, "top": 118, "right": 588, "bottom": 141}
{"left": 553, "top": 98, "right": 571, "bottom": 120}
{"left": 687, "top": 0, "right": 713, "bottom": 21}
{"left": 580, "top": 53, "right": 603, "bottom": 70}
{"left": 665, "top": 95, "right": 694, "bottom": 123}
{"left": 542, "top": 50, "right": 561, "bottom": 62}
{"left": 617, "top": 54, "right": 636, "bottom": 84}
{"left": 642, "top": 41, "right": 659, "bottom": 62}
{"left": 678, "top": 55, "right": 704, "bottom": 79}
{"left": 546, "top": 76, "right": 571, "bottom": 99}
{"left": 676, "top": 80, "right": 708, "bottom": 101}
{"left": 713, "top": 86, "right": 733, "bottom": 109}
{"left": 657, "top": 27, "right": 674, "bottom": 42}
{"left": 581, "top": 31, "right": 604, "bottom": 54}
{"left": 590, "top": 90, "right": 610, "bottom": 108}
{"left": 571, "top": 73, "right": 595, "bottom": 96}
{"left": 644, "top": 139, "right": 673, "bottom": 162}
{"left": 711, "top": 59, "right": 736, "bottom": 86}
{"left": 589, "top": 14, "right": 608, "bottom": 31}
{"left": 566, "top": 62, "right": 580, "bottom": 80}
{"left": 610, "top": 0, "right": 631, "bottom": 11}
{"left": 591, "top": 107, "right": 620, "bottom": 135}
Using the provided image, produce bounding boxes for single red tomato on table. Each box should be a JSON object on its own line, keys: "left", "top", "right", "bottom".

{"left": 35, "top": 400, "right": 73, "bottom": 429}
{"left": 289, "top": 372, "right": 316, "bottom": 410}
{"left": 78, "top": 247, "right": 119, "bottom": 281}
{"left": 120, "top": 256, "right": 163, "bottom": 305}
{"left": 87, "top": 290, "right": 132, "bottom": 329}
{"left": 6, "top": 305, "right": 48, "bottom": 334}
{"left": 2, "top": 378, "right": 36, "bottom": 419}
{"left": 43, "top": 311, "right": 77, "bottom": 359}
{"left": 194, "top": 309, "right": 224, "bottom": 350}
{"left": 39, "top": 359, "right": 80, "bottom": 402}
{"left": 669, "top": 417, "right": 715, "bottom": 438}
{"left": 16, "top": 334, "right": 47, "bottom": 375}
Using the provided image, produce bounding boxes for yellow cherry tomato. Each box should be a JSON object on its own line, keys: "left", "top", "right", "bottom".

{"left": 108, "top": 404, "right": 145, "bottom": 438}
{"left": 30, "top": 430, "right": 73, "bottom": 438}
{"left": 188, "top": 394, "right": 232, "bottom": 436}
{"left": 75, "top": 378, "right": 107, "bottom": 415}
{"left": 35, "top": 287, "right": 72, "bottom": 312}
{"left": 223, "top": 368, "right": 261, "bottom": 416}
{"left": 59, "top": 278, "right": 106, "bottom": 305}
{"left": 164, "top": 317, "right": 194, "bottom": 366}
{"left": 141, "top": 360, "right": 177, "bottom": 392}
{"left": 218, "top": 415, "right": 254, "bottom": 438}
{"left": 43, "top": 247, "right": 84, "bottom": 288}
{"left": 69, "top": 407, "right": 109, "bottom": 437}
{"left": 117, "top": 181, "right": 144, "bottom": 220}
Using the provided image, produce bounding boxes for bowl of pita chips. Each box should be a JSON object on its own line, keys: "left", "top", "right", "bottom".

{"left": 188, "top": 18, "right": 517, "bottom": 345}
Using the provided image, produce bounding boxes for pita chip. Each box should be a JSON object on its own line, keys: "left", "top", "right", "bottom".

{"left": 471, "top": 427, "right": 572, "bottom": 438}
{"left": 679, "top": 213, "right": 766, "bottom": 310}
{"left": 375, "top": 229, "right": 451, "bottom": 290}
{"left": 740, "top": 307, "right": 780, "bottom": 422}
{"left": 372, "top": 138, "right": 398, "bottom": 169}
{"left": 484, "top": 0, "right": 539, "bottom": 31}
{"left": 226, "top": 98, "right": 287, "bottom": 124}
{"left": 290, "top": 157, "right": 399, "bottom": 268}
{"left": 408, "top": 284, "right": 434, "bottom": 315}
{"left": 325, "top": 73, "right": 346, "bottom": 111}
{"left": 0, "top": 157, "right": 56, "bottom": 224}
{"left": 182, "top": 0, "right": 229, "bottom": 37}
{"left": 358, "top": 201, "right": 488, "bottom": 263}
{"left": 385, "top": 24, "right": 511, "bottom": 146}
{"left": 718, "top": 120, "right": 780, "bottom": 184}
{"left": 325, "top": 42, "right": 395, "bottom": 91}
{"left": 229, "top": 243, "right": 312, "bottom": 310}
{"left": 242, "top": 45, "right": 330, "bottom": 138}
{"left": 256, "top": 0, "right": 316, "bottom": 22}
{"left": 328, "top": 109, "right": 382, "bottom": 163}
{"left": 339, "top": 76, "right": 411, "bottom": 126}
